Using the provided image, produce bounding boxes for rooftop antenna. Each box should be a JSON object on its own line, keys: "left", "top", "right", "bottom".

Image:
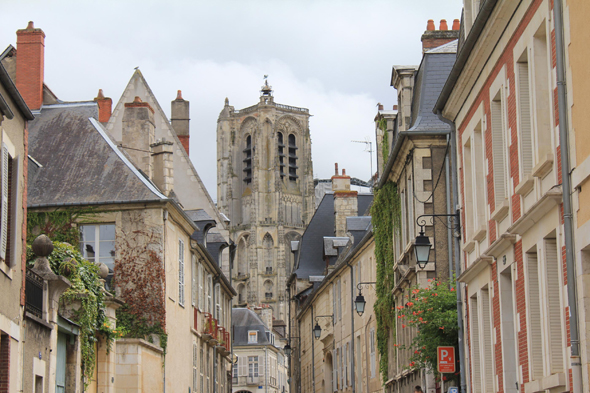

{"left": 351, "top": 138, "right": 374, "bottom": 187}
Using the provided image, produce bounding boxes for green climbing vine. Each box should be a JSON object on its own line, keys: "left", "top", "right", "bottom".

{"left": 370, "top": 181, "right": 401, "bottom": 382}
{"left": 26, "top": 242, "right": 122, "bottom": 388}
{"left": 27, "top": 208, "right": 98, "bottom": 245}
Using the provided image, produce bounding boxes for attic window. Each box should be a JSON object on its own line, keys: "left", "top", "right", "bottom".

{"left": 248, "top": 330, "right": 258, "bottom": 343}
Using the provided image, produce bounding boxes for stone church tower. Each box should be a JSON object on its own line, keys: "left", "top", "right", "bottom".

{"left": 217, "top": 81, "right": 314, "bottom": 321}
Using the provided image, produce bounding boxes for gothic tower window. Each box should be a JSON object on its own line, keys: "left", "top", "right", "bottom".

{"left": 263, "top": 233, "right": 274, "bottom": 274}
{"left": 243, "top": 135, "right": 252, "bottom": 184}
{"left": 288, "top": 134, "right": 298, "bottom": 181}
{"left": 277, "top": 132, "right": 285, "bottom": 180}
{"left": 264, "top": 280, "right": 274, "bottom": 299}
{"left": 237, "top": 283, "right": 246, "bottom": 304}
{"left": 237, "top": 237, "right": 248, "bottom": 277}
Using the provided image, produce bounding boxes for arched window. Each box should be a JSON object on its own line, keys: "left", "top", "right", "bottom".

{"left": 263, "top": 233, "right": 274, "bottom": 274}
{"left": 264, "top": 280, "right": 274, "bottom": 300}
{"left": 277, "top": 132, "right": 285, "bottom": 180}
{"left": 237, "top": 237, "right": 248, "bottom": 277}
{"left": 288, "top": 134, "right": 298, "bottom": 181}
{"left": 243, "top": 135, "right": 252, "bottom": 184}
{"left": 237, "top": 284, "right": 246, "bottom": 304}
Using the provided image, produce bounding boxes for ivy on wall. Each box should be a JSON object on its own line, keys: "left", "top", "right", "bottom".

{"left": 370, "top": 180, "right": 401, "bottom": 382}
{"left": 27, "top": 208, "right": 97, "bottom": 245}
{"left": 26, "top": 242, "right": 122, "bottom": 388}
{"left": 378, "top": 118, "right": 389, "bottom": 162}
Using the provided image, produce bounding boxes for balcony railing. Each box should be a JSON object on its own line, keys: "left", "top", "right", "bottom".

{"left": 202, "top": 313, "right": 218, "bottom": 341}
{"left": 25, "top": 269, "right": 44, "bottom": 319}
{"left": 247, "top": 375, "right": 263, "bottom": 385}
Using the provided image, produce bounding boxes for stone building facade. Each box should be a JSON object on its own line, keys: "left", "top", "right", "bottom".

{"left": 217, "top": 82, "right": 315, "bottom": 321}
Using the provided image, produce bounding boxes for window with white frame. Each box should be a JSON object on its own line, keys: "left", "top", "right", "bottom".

{"left": 178, "top": 240, "right": 185, "bottom": 306}
{"left": 248, "top": 356, "right": 259, "bottom": 378}
{"left": 79, "top": 224, "right": 115, "bottom": 282}
{"left": 198, "top": 264, "right": 204, "bottom": 310}
{"left": 214, "top": 283, "right": 221, "bottom": 321}
{"left": 207, "top": 274, "right": 213, "bottom": 313}
{"left": 463, "top": 119, "right": 486, "bottom": 239}
{"left": 490, "top": 91, "right": 508, "bottom": 210}
{"left": 248, "top": 330, "right": 258, "bottom": 343}
{"left": 531, "top": 22, "right": 552, "bottom": 166}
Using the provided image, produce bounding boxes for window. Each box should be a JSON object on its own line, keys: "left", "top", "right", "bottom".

{"left": 0, "top": 142, "right": 18, "bottom": 267}
{"left": 470, "top": 295, "right": 481, "bottom": 392}
{"left": 79, "top": 224, "right": 115, "bottom": 283}
{"left": 337, "top": 278, "right": 342, "bottom": 321}
{"left": 198, "top": 264, "right": 204, "bottom": 310}
{"left": 263, "top": 233, "right": 274, "bottom": 273}
{"left": 237, "top": 237, "right": 248, "bottom": 277}
{"left": 344, "top": 342, "right": 349, "bottom": 387}
{"left": 526, "top": 249, "right": 543, "bottom": 379}
{"left": 248, "top": 330, "right": 258, "bottom": 343}
{"left": 248, "top": 356, "right": 259, "bottom": 377}
{"left": 200, "top": 345, "right": 204, "bottom": 393}
{"left": 288, "top": 134, "right": 298, "bottom": 181}
{"left": 214, "top": 284, "right": 221, "bottom": 321}
{"left": 207, "top": 275, "right": 213, "bottom": 313}
{"left": 206, "top": 346, "right": 210, "bottom": 393}
{"left": 370, "top": 329, "right": 376, "bottom": 378}
{"left": 192, "top": 254, "right": 197, "bottom": 306}
{"left": 264, "top": 280, "right": 274, "bottom": 300}
{"left": 243, "top": 135, "right": 252, "bottom": 184}
{"left": 517, "top": 54, "right": 533, "bottom": 178}
{"left": 179, "top": 240, "right": 185, "bottom": 306}
{"left": 544, "top": 238, "right": 564, "bottom": 374}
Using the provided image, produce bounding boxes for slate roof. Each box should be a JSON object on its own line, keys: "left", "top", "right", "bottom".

{"left": 28, "top": 103, "right": 165, "bottom": 207}
{"left": 232, "top": 308, "right": 272, "bottom": 346}
{"left": 293, "top": 193, "right": 373, "bottom": 279}
{"left": 408, "top": 41, "right": 457, "bottom": 132}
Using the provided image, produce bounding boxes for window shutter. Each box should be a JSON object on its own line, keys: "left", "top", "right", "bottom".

{"left": 347, "top": 342, "right": 351, "bottom": 387}
{"left": 481, "top": 290, "right": 493, "bottom": 392}
{"left": 527, "top": 252, "right": 543, "bottom": 379}
{"left": 199, "top": 265, "right": 204, "bottom": 310}
{"left": 192, "top": 254, "right": 197, "bottom": 306}
{"left": 333, "top": 283, "right": 337, "bottom": 321}
{"left": 545, "top": 239, "right": 564, "bottom": 373}
{"left": 340, "top": 346, "right": 344, "bottom": 389}
{"left": 239, "top": 355, "right": 247, "bottom": 376}
{"left": 470, "top": 296, "right": 481, "bottom": 392}
{"left": 370, "top": 330, "right": 375, "bottom": 378}
{"left": 0, "top": 144, "right": 9, "bottom": 260}
{"left": 337, "top": 280, "right": 342, "bottom": 321}
{"left": 179, "top": 240, "right": 185, "bottom": 305}
{"left": 518, "top": 62, "right": 533, "bottom": 176}
{"left": 332, "top": 350, "right": 337, "bottom": 392}
{"left": 491, "top": 99, "right": 507, "bottom": 206}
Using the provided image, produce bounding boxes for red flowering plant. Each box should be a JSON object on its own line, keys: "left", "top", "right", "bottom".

{"left": 400, "top": 276, "right": 459, "bottom": 380}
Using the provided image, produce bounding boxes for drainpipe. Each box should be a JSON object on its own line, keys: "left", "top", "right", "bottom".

{"left": 445, "top": 138, "right": 454, "bottom": 280}
{"left": 436, "top": 111, "right": 466, "bottom": 393}
{"left": 311, "top": 305, "right": 316, "bottom": 393}
{"left": 553, "top": 1, "right": 582, "bottom": 391}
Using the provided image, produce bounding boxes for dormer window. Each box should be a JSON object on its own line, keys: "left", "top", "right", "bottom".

{"left": 288, "top": 134, "right": 298, "bottom": 181}
{"left": 243, "top": 135, "right": 252, "bottom": 184}
{"left": 248, "top": 330, "right": 258, "bottom": 343}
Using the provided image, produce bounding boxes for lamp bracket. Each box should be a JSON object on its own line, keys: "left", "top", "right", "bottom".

{"left": 315, "top": 314, "right": 334, "bottom": 325}
{"left": 356, "top": 281, "right": 376, "bottom": 292}
{"left": 416, "top": 213, "right": 460, "bottom": 231}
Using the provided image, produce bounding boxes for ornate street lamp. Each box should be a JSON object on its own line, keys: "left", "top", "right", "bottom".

{"left": 353, "top": 282, "right": 376, "bottom": 316}
{"left": 283, "top": 343, "right": 291, "bottom": 357}
{"left": 414, "top": 228, "right": 432, "bottom": 269}
{"left": 312, "top": 315, "right": 333, "bottom": 340}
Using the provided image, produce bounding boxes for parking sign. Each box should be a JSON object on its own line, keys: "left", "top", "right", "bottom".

{"left": 437, "top": 346, "right": 456, "bottom": 373}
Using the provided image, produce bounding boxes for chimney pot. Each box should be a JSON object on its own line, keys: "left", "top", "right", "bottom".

{"left": 393, "top": 104, "right": 398, "bottom": 110}
{"left": 133, "top": 96, "right": 142, "bottom": 103}
{"left": 171, "top": 91, "right": 190, "bottom": 155}
{"left": 439, "top": 19, "right": 448, "bottom": 30}
{"left": 342, "top": 169, "right": 346, "bottom": 176}
{"left": 27, "top": 21, "right": 34, "bottom": 30}
{"left": 335, "top": 163, "right": 339, "bottom": 176}
{"left": 426, "top": 19, "right": 435, "bottom": 31}
{"left": 378, "top": 103, "right": 384, "bottom": 110}
{"left": 176, "top": 90, "right": 183, "bottom": 100}
{"left": 452, "top": 19, "right": 460, "bottom": 30}
{"left": 94, "top": 89, "right": 112, "bottom": 123}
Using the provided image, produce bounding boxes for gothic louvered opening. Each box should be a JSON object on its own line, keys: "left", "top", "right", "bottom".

{"left": 243, "top": 135, "right": 252, "bottom": 184}
{"left": 278, "top": 132, "right": 285, "bottom": 180}
{"left": 288, "top": 134, "right": 298, "bottom": 181}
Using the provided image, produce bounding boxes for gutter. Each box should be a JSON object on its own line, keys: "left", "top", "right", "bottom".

{"left": 433, "top": 0, "right": 499, "bottom": 115}
{"left": 377, "top": 130, "right": 450, "bottom": 189}
{"left": 553, "top": 1, "right": 582, "bottom": 391}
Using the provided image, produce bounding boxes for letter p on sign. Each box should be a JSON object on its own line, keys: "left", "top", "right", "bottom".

{"left": 437, "top": 346, "right": 456, "bottom": 374}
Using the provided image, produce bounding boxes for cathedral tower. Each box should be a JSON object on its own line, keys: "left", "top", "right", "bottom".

{"left": 217, "top": 80, "right": 314, "bottom": 320}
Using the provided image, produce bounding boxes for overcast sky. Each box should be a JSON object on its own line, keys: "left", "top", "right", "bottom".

{"left": 1, "top": 0, "right": 462, "bottom": 201}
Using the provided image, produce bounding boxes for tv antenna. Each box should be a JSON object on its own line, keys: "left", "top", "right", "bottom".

{"left": 351, "top": 139, "right": 373, "bottom": 185}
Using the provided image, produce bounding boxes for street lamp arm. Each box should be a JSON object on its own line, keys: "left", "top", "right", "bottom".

{"left": 416, "top": 213, "right": 460, "bottom": 231}
{"left": 314, "top": 314, "right": 334, "bottom": 325}
{"left": 356, "top": 281, "right": 376, "bottom": 292}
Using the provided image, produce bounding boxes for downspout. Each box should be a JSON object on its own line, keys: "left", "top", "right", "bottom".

{"left": 436, "top": 111, "right": 466, "bottom": 393}
{"left": 445, "top": 138, "right": 454, "bottom": 280}
{"left": 347, "top": 260, "right": 356, "bottom": 392}
{"left": 553, "top": 1, "right": 582, "bottom": 391}
{"left": 229, "top": 241, "right": 236, "bottom": 392}
{"left": 311, "top": 305, "right": 316, "bottom": 393}
{"left": 364, "top": 315, "right": 373, "bottom": 393}
{"left": 163, "top": 210, "right": 168, "bottom": 393}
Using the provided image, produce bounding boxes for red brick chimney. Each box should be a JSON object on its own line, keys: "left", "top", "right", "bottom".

{"left": 16, "top": 21, "right": 45, "bottom": 110}
{"left": 421, "top": 18, "right": 460, "bottom": 53}
{"left": 331, "top": 163, "right": 358, "bottom": 237}
{"left": 94, "top": 89, "right": 112, "bottom": 123}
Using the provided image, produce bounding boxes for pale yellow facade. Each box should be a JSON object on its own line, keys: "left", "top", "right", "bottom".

{"left": 298, "top": 237, "right": 381, "bottom": 393}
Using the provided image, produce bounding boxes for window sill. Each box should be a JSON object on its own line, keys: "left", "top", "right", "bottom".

{"left": 462, "top": 239, "right": 476, "bottom": 253}
{"left": 490, "top": 199, "right": 510, "bottom": 222}
{"left": 25, "top": 311, "right": 52, "bottom": 330}
{"left": 532, "top": 153, "right": 554, "bottom": 179}
{"left": 473, "top": 224, "right": 487, "bottom": 242}
{"left": 0, "top": 260, "right": 13, "bottom": 279}
{"left": 515, "top": 174, "right": 535, "bottom": 196}
{"left": 523, "top": 372, "right": 565, "bottom": 393}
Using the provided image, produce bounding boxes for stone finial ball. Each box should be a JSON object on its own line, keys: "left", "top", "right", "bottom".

{"left": 32, "top": 234, "right": 54, "bottom": 257}
{"left": 96, "top": 262, "right": 109, "bottom": 279}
